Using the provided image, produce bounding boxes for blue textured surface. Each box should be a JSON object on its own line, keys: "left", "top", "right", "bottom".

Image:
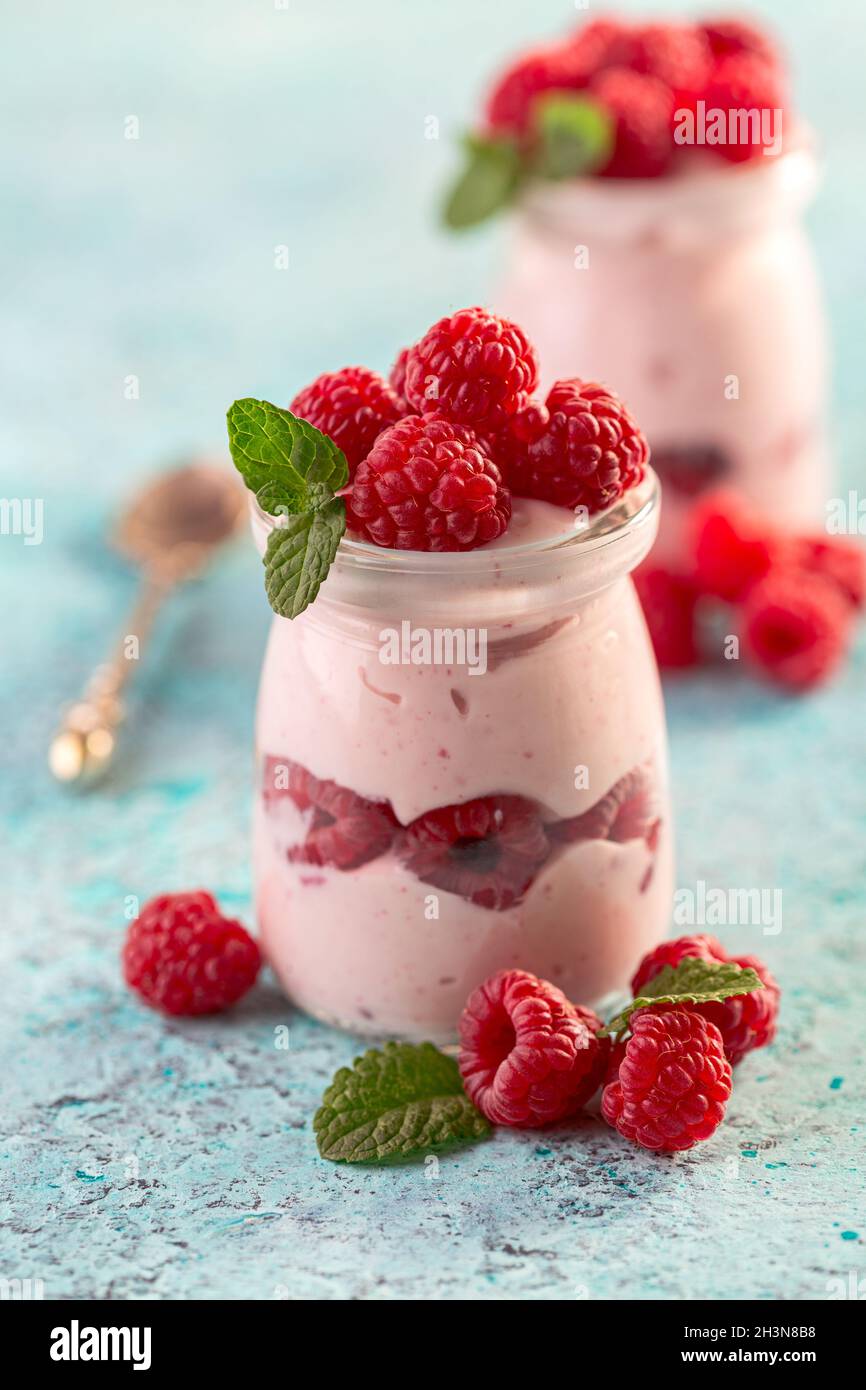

{"left": 1, "top": 0, "right": 865, "bottom": 1300}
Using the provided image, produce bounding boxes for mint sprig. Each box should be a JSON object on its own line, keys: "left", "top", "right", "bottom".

{"left": 443, "top": 133, "right": 523, "bottom": 230}
{"left": 227, "top": 398, "right": 349, "bottom": 618}
{"left": 600, "top": 959, "right": 765, "bottom": 1039}
{"left": 314, "top": 1041, "right": 491, "bottom": 1164}
{"left": 530, "top": 93, "right": 614, "bottom": 181}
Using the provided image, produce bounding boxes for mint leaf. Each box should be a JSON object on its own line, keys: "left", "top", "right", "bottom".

{"left": 600, "top": 959, "right": 765, "bottom": 1038}
{"left": 531, "top": 94, "right": 613, "bottom": 180}
{"left": 263, "top": 498, "right": 345, "bottom": 619}
{"left": 226, "top": 398, "right": 348, "bottom": 514}
{"left": 314, "top": 1041, "right": 491, "bottom": 1164}
{"left": 443, "top": 133, "right": 522, "bottom": 230}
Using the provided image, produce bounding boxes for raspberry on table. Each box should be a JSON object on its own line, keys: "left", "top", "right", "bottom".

{"left": 785, "top": 534, "right": 866, "bottom": 611}
{"left": 122, "top": 891, "right": 261, "bottom": 1016}
{"left": 290, "top": 366, "right": 405, "bottom": 478}
{"left": 742, "top": 568, "right": 852, "bottom": 692}
{"left": 551, "top": 763, "right": 660, "bottom": 849}
{"left": 459, "top": 969, "right": 610, "bottom": 1126}
{"left": 589, "top": 67, "right": 676, "bottom": 178}
{"left": 403, "top": 307, "right": 539, "bottom": 429}
{"left": 690, "top": 491, "right": 776, "bottom": 603}
{"left": 601, "top": 1008, "right": 732, "bottom": 1151}
{"left": 508, "top": 378, "right": 649, "bottom": 513}
{"left": 399, "top": 795, "right": 550, "bottom": 912}
{"left": 703, "top": 52, "right": 786, "bottom": 163}
{"left": 631, "top": 934, "right": 780, "bottom": 1066}
{"left": 633, "top": 565, "right": 702, "bottom": 670}
{"left": 346, "top": 414, "right": 512, "bottom": 551}
{"left": 262, "top": 756, "right": 397, "bottom": 870}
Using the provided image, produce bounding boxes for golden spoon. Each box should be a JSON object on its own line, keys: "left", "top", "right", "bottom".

{"left": 49, "top": 461, "right": 246, "bottom": 787}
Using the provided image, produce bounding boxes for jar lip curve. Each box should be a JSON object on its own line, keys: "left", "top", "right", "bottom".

{"left": 250, "top": 467, "right": 659, "bottom": 576}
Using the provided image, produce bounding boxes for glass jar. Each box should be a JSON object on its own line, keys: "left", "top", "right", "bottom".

{"left": 497, "top": 144, "right": 830, "bottom": 568}
{"left": 251, "top": 475, "right": 672, "bottom": 1042}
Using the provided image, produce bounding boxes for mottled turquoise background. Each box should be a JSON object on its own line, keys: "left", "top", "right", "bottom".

{"left": 1, "top": 0, "right": 864, "bottom": 1300}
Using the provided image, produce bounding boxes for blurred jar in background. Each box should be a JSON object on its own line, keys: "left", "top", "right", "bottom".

{"left": 497, "top": 139, "right": 829, "bottom": 570}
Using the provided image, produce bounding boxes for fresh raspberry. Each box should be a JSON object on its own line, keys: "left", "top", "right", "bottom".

{"left": 388, "top": 347, "right": 410, "bottom": 411}
{"left": 563, "top": 18, "right": 627, "bottom": 83}
{"left": 703, "top": 52, "right": 786, "bottom": 164}
{"left": 508, "top": 378, "right": 649, "bottom": 513}
{"left": 346, "top": 414, "right": 511, "bottom": 551}
{"left": 701, "top": 18, "right": 777, "bottom": 64}
{"left": 690, "top": 491, "right": 776, "bottom": 603}
{"left": 262, "top": 756, "right": 397, "bottom": 870}
{"left": 484, "top": 47, "right": 587, "bottom": 138}
{"left": 551, "top": 763, "right": 660, "bottom": 849}
{"left": 589, "top": 67, "right": 676, "bottom": 178}
{"left": 289, "top": 366, "right": 404, "bottom": 479}
{"left": 459, "top": 970, "right": 610, "bottom": 1126}
{"left": 620, "top": 23, "right": 712, "bottom": 99}
{"left": 741, "top": 568, "right": 852, "bottom": 692}
{"left": 631, "top": 935, "right": 780, "bottom": 1066}
{"left": 122, "top": 891, "right": 260, "bottom": 1016}
{"left": 601, "top": 1008, "right": 732, "bottom": 1151}
{"left": 651, "top": 443, "right": 731, "bottom": 498}
{"left": 633, "top": 565, "right": 701, "bottom": 670}
{"left": 404, "top": 307, "right": 539, "bottom": 429}
{"left": 784, "top": 535, "right": 866, "bottom": 611}
{"left": 399, "top": 796, "right": 550, "bottom": 911}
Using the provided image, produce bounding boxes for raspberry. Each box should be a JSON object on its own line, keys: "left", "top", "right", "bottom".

{"left": 785, "top": 535, "right": 866, "bottom": 610}
{"left": 551, "top": 763, "right": 661, "bottom": 848}
{"left": 459, "top": 970, "right": 610, "bottom": 1126}
{"left": 484, "top": 47, "right": 587, "bottom": 137}
{"left": 404, "top": 307, "right": 539, "bottom": 429}
{"left": 388, "top": 347, "right": 410, "bottom": 411}
{"left": 262, "top": 756, "right": 397, "bottom": 870}
{"left": 703, "top": 52, "right": 786, "bottom": 164}
{"left": 346, "top": 414, "right": 511, "bottom": 552}
{"left": 621, "top": 22, "right": 712, "bottom": 99}
{"left": 691, "top": 491, "right": 776, "bottom": 602}
{"left": 701, "top": 18, "right": 777, "bottom": 64}
{"left": 601, "top": 1008, "right": 732, "bottom": 1151}
{"left": 508, "top": 378, "right": 649, "bottom": 513}
{"left": 122, "top": 891, "right": 260, "bottom": 1016}
{"left": 741, "top": 568, "right": 852, "bottom": 692}
{"left": 563, "top": 18, "right": 626, "bottom": 83}
{"left": 290, "top": 366, "right": 405, "bottom": 479}
{"left": 631, "top": 935, "right": 780, "bottom": 1066}
{"left": 633, "top": 565, "right": 701, "bottom": 670}
{"left": 589, "top": 67, "right": 676, "bottom": 178}
{"left": 651, "top": 443, "right": 731, "bottom": 498}
{"left": 399, "top": 796, "right": 550, "bottom": 911}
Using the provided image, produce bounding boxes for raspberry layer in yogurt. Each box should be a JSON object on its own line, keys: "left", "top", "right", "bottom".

{"left": 253, "top": 490, "right": 672, "bottom": 1040}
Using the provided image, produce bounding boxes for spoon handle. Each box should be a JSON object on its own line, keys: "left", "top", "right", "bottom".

{"left": 49, "top": 575, "right": 171, "bottom": 786}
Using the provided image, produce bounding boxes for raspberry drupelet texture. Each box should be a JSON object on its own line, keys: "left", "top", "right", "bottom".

{"left": 399, "top": 795, "right": 550, "bottom": 911}
{"left": 404, "top": 307, "right": 539, "bottom": 429}
{"left": 507, "top": 378, "right": 649, "bottom": 513}
{"left": 589, "top": 67, "right": 676, "bottom": 178}
{"left": 346, "top": 414, "right": 511, "bottom": 551}
{"left": 290, "top": 366, "right": 405, "bottom": 478}
{"left": 459, "top": 969, "right": 610, "bottom": 1126}
{"left": 262, "top": 756, "right": 397, "bottom": 870}
{"left": 742, "top": 569, "right": 851, "bottom": 692}
{"left": 122, "top": 891, "right": 261, "bottom": 1016}
{"left": 601, "top": 1008, "right": 732, "bottom": 1151}
{"left": 631, "top": 933, "right": 780, "bottom": 1065}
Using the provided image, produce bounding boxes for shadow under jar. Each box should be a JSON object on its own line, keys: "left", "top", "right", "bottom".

{"left": 251, "top": 474, "right": 672, "bottom": 1042}
{"left": 498, "top": 140, "right": 830, "bottom": 569}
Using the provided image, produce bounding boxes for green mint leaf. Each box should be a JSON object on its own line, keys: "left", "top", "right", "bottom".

{"left": 530, "top": 94, "right": 613, "bottom": 180}
{"left": 443, "top": 133, "right": 522, "bottom": 230}
{"left": 226, "top": 398, "right": 348, "bottom": 514}
{"left": 263, "top": 497, "right": 345, "bottom": 619}
{"left": 314, "top": 1041, "right": 492, "bottom": 1164}
{"left": 600, "top": 959, "right": 765, "bottom": 1038}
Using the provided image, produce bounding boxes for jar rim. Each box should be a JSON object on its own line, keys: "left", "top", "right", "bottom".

{"left": 249, "top": 468, "right": 659, "bottom": 579}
